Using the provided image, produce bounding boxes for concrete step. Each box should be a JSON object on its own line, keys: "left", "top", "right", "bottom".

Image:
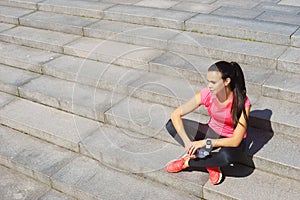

{"left": 0, "top": 64, "right": 39, "bottom": 95}
{"left": 63, "top": 37, "right": 164, "bottom": 70}
{"left": 0, "top": 5, "right": 34, "bottom": 24}
{"left": 83, "top": 19, "right": 180, "bottom": 50}
{"left": 0, "top": 41, "right": 59, "bottom": 73}
{"left": 0, "top": 0, "right": 41, "bottom": 10}
{"left": 0, "top": 125, "right": 198, "bottom": 200}
{"left": 38, "top": 0, "right": 114, "bottom": 19}
{"left": 0, "top": 104, "right": 299, "bottom": 199}
{"left": 18, "top": 75, "right": 127, "bottom": 122}
{"left": 0, "top": 95, "right": 99, "bottom": 152}
{"left": 0, "top": 22, "right": 15, "bottom": 32}
{"left": 0, "top": 165, "right": 74, "bottom": 200}
{"left": 21, "top": 67, "right": 200, "bottom": 109}
{"left": 0, "top": 26, "right": 81, "bottom": 53}
{"left": 19, "top": 11, "right": 98, "bottom": 35}
{"left": 184, "top": 13, "right": 299, "bottom": 46}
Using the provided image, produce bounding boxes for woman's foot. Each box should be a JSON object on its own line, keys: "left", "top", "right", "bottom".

{"left": 206, "top": 167, "right": 223, "bottom": 185}
{"left": 165, "top": 155, "right": 191, "bottom": 173}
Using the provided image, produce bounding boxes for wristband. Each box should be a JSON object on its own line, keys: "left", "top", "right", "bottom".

{"left": 196, "top": 138, "right": 213, "bottom": 158}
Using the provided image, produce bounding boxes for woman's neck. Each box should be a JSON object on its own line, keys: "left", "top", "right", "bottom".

{"left": 216, "top": 87, "right": 232, "bottom": 103}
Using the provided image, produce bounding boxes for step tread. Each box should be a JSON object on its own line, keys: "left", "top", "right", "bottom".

{"left": 0, "top": 97, "right": 99, "bottom": 152}
{"left": 249, "top": 94, "right": 300, "bottom": 137}
{"left": 292, "top": 28, "right": 300, "bottom": 47}
{"left": 0, "top": 165, "right": 50, "bottom": 200}
{"left": 0, "top": 0, "right": 41, "bottom": 10}
{"left": 0, "top": 125, "right": 77, "bottom": 185}
{"left": 0, "top": 26, "right": 81, "bottom": 53}
{"left": 63, "top": 36, "right": 164, "bottom": 69}
{"left": 39, "top": 0, "right": 114, "bottom": 18}
{"left": 42, "top": 54, "right": 146, "bottom": 91}
{"left": 262, "top": 71, "right": 300, "bottom": 103}
{"left": 0, "top": 64, "right": 40, "bottom": 94}
{"left": 185, "top": 13, "right": 299, "bottom": 45}
{"left": 0, "top": 41, "right": 59, "bottom": 73}
{"left": 19, "top": 11, "right": 98, "bottom": 35}
{"left": 203, "top": 165, "right": 300, "bottom": 200}
{"left": 51, "top": 155, "right": 198, "bottom": 200}
{"left": 278, "top": 46, "right": 300, "bottom": 74}
{"left": 18, "top": 75, "right": 127, "bottom": 121}
{"left": 83, "top": 19, "right": 180, "bottom": 49}
{"left": 0, "top": 91, "right": 16, "bottom": 108}
{"left": 104, "top": 4, "right": 196, "bottom": 29}
{"left": 168, "top": 31, "right": 287, "bottom": 67}
{"left": 0, "top": 22, "right": 15, "bottom": 32}
{"left": 0, "top": 4, "right": 34, "bottom": 17}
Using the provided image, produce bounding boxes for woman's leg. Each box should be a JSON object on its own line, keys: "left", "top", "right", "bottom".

{"left": 166, "top": 118, "right": 214, "bottom": 147}
{"left": 188, "top": 140, "right": 246, "bottom": 168}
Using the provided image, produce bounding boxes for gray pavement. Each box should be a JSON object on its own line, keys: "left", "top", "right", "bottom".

{"left": 0, "top": 0, "right": 300, "bottom": 199}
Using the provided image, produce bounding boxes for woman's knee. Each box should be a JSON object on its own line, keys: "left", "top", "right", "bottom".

{"left": 166, "top": 119, "right": 177, "bottom": 136}
{"left": 218, "top": 148, "right": 238, "bottom": 164}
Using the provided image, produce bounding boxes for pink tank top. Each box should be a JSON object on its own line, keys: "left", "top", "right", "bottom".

{"left": 200, "top": 88, "right": 251, "bottom": 138}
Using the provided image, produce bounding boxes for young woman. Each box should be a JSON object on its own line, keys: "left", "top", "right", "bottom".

{"left": 165, "top": 61, "right": 251, "bottom": 185}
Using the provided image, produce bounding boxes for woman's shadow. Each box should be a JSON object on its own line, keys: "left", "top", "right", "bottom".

{"left": 220, "top": 109, "right": 274, "bottom": 178}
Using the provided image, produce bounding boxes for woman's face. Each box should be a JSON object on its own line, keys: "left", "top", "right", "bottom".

{"left": 207, "top": 71, "right": 227, "bottom": 95}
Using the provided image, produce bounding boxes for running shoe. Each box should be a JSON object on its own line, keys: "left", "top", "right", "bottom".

{"left": 206, "top": 167, "right": 223, "bottom": 185}
{"left": 165, "top": 158, "right": 186, "bottom": 173}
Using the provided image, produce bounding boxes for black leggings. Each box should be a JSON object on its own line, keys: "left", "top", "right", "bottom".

{"left": 166, "top": 119, "right": 246, "bottom": 168}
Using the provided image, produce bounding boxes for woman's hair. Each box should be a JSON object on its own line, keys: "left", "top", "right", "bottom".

{"left": 208, "top": 61, "right": 248, "bottom": 128}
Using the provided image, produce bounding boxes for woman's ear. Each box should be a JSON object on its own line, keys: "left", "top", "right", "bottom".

{"left": 224, "top": 77, "right": 231, "bottom": 86}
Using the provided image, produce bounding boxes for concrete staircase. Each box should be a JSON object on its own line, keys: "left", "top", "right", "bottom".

{"left": 0, "top": 0, "right": 299, "bottom": 199}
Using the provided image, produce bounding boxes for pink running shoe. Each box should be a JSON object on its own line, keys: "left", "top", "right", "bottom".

{"left": 165, "top": 158, "right": 186, "bottom": 173}
{"left": 206, "top": 167, "right": 223, "bottom": 185}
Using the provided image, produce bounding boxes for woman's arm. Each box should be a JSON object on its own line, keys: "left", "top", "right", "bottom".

{"left": 170, "top": 91, "right": 202, "bottom": 149}
{"left": 188, "top": 106, "right": 251, "bottom": 155}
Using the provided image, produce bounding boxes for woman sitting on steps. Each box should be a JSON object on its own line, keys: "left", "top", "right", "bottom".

{"left": 165, "top": 61, "right": 251, "bottom": 185}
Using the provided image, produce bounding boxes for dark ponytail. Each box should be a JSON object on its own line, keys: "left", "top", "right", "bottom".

{"left": 208, "top": 61, "right": 248, "bottom": 128}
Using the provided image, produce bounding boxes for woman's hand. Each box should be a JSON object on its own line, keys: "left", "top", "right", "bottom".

{"left": 187, "top": 140, "right": 205, "bottom": 156}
